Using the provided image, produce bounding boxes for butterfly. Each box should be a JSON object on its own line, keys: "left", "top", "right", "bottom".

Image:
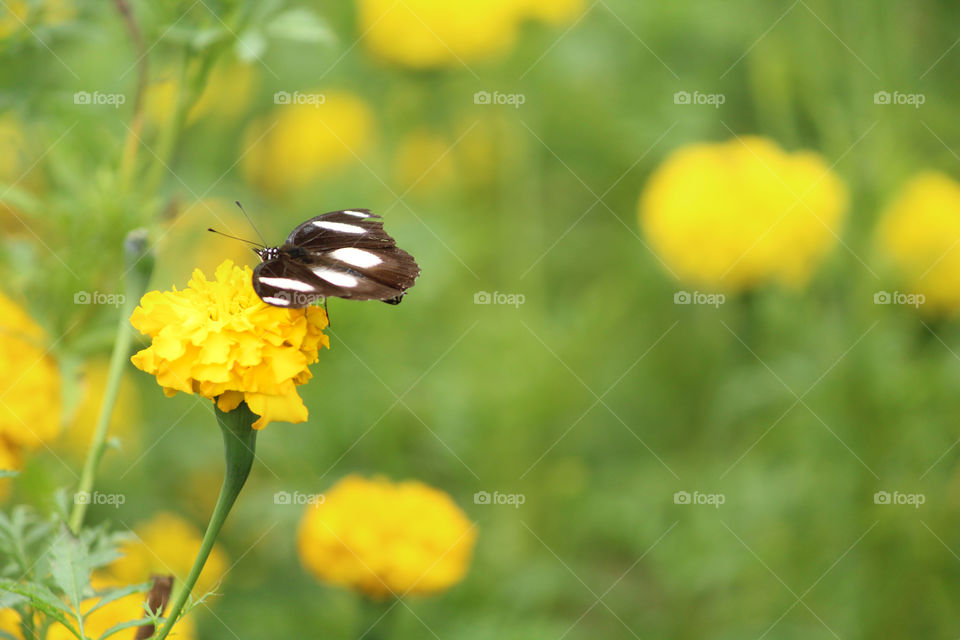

{"left": 240, "top": 209, "right": 420, "bottom": 309}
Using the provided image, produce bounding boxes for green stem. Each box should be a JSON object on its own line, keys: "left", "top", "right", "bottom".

{"left": 153, "top": 402, "right": 258, "bottom": 640}
{"left": 68, "top": 230, "right": 154, "bottom": 534}
{"left": 358, "top": 596, "right": 398, "bottom": 640}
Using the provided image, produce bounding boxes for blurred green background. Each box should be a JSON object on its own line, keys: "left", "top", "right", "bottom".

{"left": 3, "top": 0, "right": 960, "bottom": 638}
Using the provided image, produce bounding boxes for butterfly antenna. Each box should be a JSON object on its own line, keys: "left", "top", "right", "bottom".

{"left": 207, "top": 228, "right": 264, "bottom": 247}
{"left": 323, "top": 298, "right": 332, "bottom": 327}
{"left": 235, "top": 201, "right": 267, "bottom": 246}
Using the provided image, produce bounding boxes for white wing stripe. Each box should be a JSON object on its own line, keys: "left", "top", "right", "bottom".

{"left": 312, "top": 267, "right": 359, "bottom": 288}
{"left": 329, "top": 247, "right": 383, "bottom": 268}
{"left": 257, "top": 276, "right": 317, "bottom": 292}
{"left": 312, "top": 220, "right": 365, "bottom": 233}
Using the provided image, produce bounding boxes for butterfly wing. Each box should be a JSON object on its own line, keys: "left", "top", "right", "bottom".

{"left": 299, "top": 245, "right": 420, "bottom": 302}
{"left": 252, "top": 258, "right": 337, "bottom": 308}
{"left": 283, "top": 209, "right": 421, "bottom": 303}
{"left": 285, "top": 209, "right": 395, "bottom": 251}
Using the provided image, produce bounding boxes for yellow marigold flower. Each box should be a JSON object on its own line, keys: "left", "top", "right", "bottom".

{"left": 298, "top": 475, "right": 476, "bottom": 598}
{"left": 876, "top": 172, "right": 960, "bottom": 313}
{"left": 357, "top": 0, "right": 519, "bottom": 68}
{"left": 0, "top": 292, "right": 61, "bottom": 450}
{"left": 130, "top": 259, "right": 329, "bottom": 429}
{"left": 101, "top": 512, "right": 228, "bottom": 596}
{"left": 45, "top": 590, "right": 196, "bottom": 640}
{"left": 60, "top": 358, "right": 139, "bottom": 457}
{"left": 241, "top": 90, "right": 374, "bottom": 195}
{"left": 640, "top": 137, "right": 847, "bottom": 291}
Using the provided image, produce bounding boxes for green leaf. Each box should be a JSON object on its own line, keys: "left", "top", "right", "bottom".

{"left": 97, "top": 615, "right": 164, "bottom": 640}
{"left": 49, "top": 528, "right": 91, "bottom": 608}
{"left": 265, "top": 9, "right": 336, "bottom": 44}
{"left": 85, "top": 582, "right": 150, "bottom": 616}
{"left": 0, "top": 580, "right": 81, "bottom": 639}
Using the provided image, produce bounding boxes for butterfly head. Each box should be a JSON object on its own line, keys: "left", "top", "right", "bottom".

{"left": 254, "top": 247, "right": 280, "bottom": 262}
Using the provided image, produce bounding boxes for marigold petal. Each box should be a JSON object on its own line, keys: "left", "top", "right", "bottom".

{"left": 244, "top": 388, "right": 308, "bottom": 430}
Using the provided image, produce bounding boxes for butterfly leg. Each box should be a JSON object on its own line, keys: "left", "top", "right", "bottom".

{"left": 322, "top": 297, "right": 332, "bottom": 326}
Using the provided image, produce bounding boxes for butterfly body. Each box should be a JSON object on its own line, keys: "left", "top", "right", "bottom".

{"left": 252, "top": 209, "right": 420, "bottom": 308}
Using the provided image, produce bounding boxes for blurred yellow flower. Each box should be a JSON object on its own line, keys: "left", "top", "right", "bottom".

{"left": 60, "top": 358, "right": 139, "bottom": 457}
{"left": 640, "top": 137, "right": 847, "bottom": 291}
{"left": 298, "top": 475, "right": 476, "bottom": 598}
{"left": 358, "top": 0, "right": 519, "bottom": 68}
{"left": 0, "top": 292, "right": 60, "bottom": 451}
{"left": 130, "top": 260, "right": 329, "bottom": 429}
{"left": 190, "top": 62, "right": 258, "bottom": 123}
{"left": 242, "top": 90, "right": 374, "bottom": 195}
{"left": 876, "top": 172, "right": 960, "bottom": 313}
{"left": 102, "top": 511, "right": 228, "bottom": 596}
{"left": 144, "top": 62, "right": 257, "bottom": 129}
{"left": 46, "top": 588, "right": 196, "bottom": 640}
{"left": 0, "top": 608, "right": 23, "bottom": 639}
{"left": 357, "top": 0, "right": 585, "bottom": 68}
{"left": 393, "top": 130, "right": 457, "bottom": 194}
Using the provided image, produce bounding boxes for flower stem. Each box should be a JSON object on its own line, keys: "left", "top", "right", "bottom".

{"left": 68, "top": 229, "right": 154, "bottom": 534}
{"left": 153, "top": 402, "right": 258, "bottom": 640}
